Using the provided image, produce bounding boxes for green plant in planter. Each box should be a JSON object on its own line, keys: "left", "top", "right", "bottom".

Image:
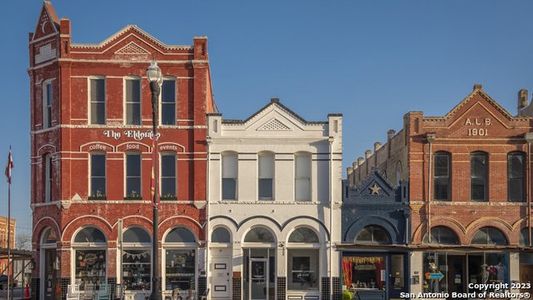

{"left": 342, "top": 290, "right": 353, "bottom": 300}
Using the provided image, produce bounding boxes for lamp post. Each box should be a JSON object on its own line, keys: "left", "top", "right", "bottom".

{"left": 147, "top": 61, "right": 162, "bottom": 300}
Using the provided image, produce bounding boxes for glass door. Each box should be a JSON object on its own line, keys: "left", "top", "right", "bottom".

{"left": 44, "top": 249, "right": 57, "bottom": 300}
{"left": 389, "top": 254, "right": 406, "bottom": 298}
{"left": 249, "top": 258, "right": 268, "bottom": 300}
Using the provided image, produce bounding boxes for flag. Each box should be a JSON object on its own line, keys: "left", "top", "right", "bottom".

{"left": 4, "top": 147, "right": 13, "bottom": 184}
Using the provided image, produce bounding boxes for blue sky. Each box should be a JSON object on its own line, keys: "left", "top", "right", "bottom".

{"left": 2, "top": 0, "right": 533, "bottom": 236}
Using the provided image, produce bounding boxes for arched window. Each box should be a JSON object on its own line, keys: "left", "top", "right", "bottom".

{"left": 288, "top": 227, "right": 319, "bottom": 243}
{"left": 471, "top": 152, "right": 488, "bottom": 201}
{"left": 355, "top": 225, "right": 391, "bottom": 244}
{"left": 165, "top": 227, "right": 196, "bottom": 243}
{"left": 74, "top": 227, "right": 106, "bottom": 243}
{"left": 508, "top": 152, "right": 525, "bottom": 202}
{"left": 471, "top": 227, "right": 507, "bottom": 245}
{"left": 434, "top": 152, "right": 451, "bottom": 201}
{"left": 244, "top": 227, "right": 275, "bottom": 243}
{"left": 520, "top": 228, "right": 531, "bottom": 247}
{"left": 295, "top": 152, "right": 311, "bottom": 201}
{"left": 423, "top": 226, "right": 459, "bottom": 245}
{"left": 73, "top": 227, "right": 107, "bottom": 291}
{"left": 258, "top": 152, "right": 274, "bottom": 200}
{"left": 41, "top": 228, "right": 57, "bottom": 245}
{"left": 164, "top": 227, "right": 197, "bottom": 292}
{"left": 123, "top": 227, "right": 151, "bottom": 243}
{"left": 43, "top": 153, "right": 52, "bottom": 203}
{"left": 222, "top": 152, "right": 238, "bottom": 200}
{"left": 211, "top": 227, "right": 231, "bottom": 243}
{"left": 122, "top": 227, "right": 151, "bottom": 291}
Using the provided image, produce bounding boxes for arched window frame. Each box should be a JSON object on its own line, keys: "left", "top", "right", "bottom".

{"left": 162, "top": 227, "right": 198, "bottom": 293}
{"left": 211, "top": 226, "right": 232, "bottom": 245}
{"left": 71, "top": 226, "right": 108, "bottom": 291}
{"left": 471, "top": 227, "right": 508, "bottom": 245}
{"left": 121, "top": 227, "right": 152, "bottom": 292}
{"left": 355, "top": 225, "right": 391, "bottom": 245}
{"left": 423, "top": 226, "right": 460, "bottom": 245}
{"left": 243, "top": 226, "right": 276, "bottom": 247}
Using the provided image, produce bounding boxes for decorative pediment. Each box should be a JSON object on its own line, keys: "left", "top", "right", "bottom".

{"left": 256, "top": 118, "right": 291, "bottom": 131}
{"left": 347, "top": 171, "right": 397, "bottom": 202}
{"left": 114, "top": 42, "right": 150, "bottom": 55}
{"left": 32, "top": 2, "right": 59, "bottom": 41}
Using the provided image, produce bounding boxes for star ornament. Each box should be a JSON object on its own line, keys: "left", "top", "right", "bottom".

{"left": 369, "top": 183, "right": 381, "bottom": 195}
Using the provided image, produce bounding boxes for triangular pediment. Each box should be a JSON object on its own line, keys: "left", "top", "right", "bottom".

{"left": 445, "top": 89, "right": 514, "bottom": 125}
{"left": 32, "top": 1, "right": 59, "bottom": 41}
{"left": 347, "top": 171, "right": 396, "bottom": 201}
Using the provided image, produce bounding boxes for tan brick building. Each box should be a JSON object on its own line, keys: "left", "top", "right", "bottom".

{"left": 348, "top": 84, "right": 533, "bottom": 298}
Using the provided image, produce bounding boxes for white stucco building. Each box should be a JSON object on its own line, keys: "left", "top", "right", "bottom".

{"left": 206, "top": 99, "right": 343, "bottom": 300}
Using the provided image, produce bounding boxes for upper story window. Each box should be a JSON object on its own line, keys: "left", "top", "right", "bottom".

{"left": 125, "top": 153, "right": 141, "bottom": 199}
{"left": 161, "top": 153, "right": 176, "bottom": 200}
{"left": 161, "top": 79, "right": 176, "bottom": 125}
{"left": 222, "top": 152, "right": 238, "bottom": 200}
{"left": 258, "top": 152, "right": 274, "bottom": 200}
{"left": 90, "top": 153, "right": 106, "bottom": 199}
{"left": 43, "top": 154, "right": 52, "bottom": 202}
{"left": 355, "top": 225, "right": 391, "bottom": 244}
{"left": 508, "top": 152, "right": 525, "bottom": 202}
{"left": 125, "top": 78, "right": 141, "bottom": 125}
{"left": 423, "top": 226, "right": 459, "bottom": 245}
{"left": 434, "top": 152, "right": 451, "bottom": 201}
{"left": 471, "top": 227, "right": 507, "bottom": 245}
{"left": 43, "top": 80, "right": 53, "bottom": 128}
{"left": 295, "top": 153, "right": 311, "bottom": 201}
{"left": 90, "top": 78, "right": 106, "bottom": 125}
{"left": 471, "top": 152, "right": 488, "bottom": 201}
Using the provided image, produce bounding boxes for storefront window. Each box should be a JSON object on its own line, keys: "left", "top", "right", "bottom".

{"left": 288, "top": 249, "right": 319, "bottom": 290}
{"left": 342, "top": 256, "right": 385, "bottom": 290}
{"left": 75, "top": 250, "right": 106, "bottom": 290}
{"left": 165, "top": 249, "right": 195, "bottom": 290}
{"left": 72, "top": 227, "right": 107, "bottom": 292}
{"left": 122, "top": 227, "right": 151, "bottom": 291}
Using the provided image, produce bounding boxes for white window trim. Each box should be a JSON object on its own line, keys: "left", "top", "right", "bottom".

{"left": 124, "top": 152, "right": 142, "bottom": 198}
{"left": 294, "top": 152, "right": 312, "bottom": 202}
{"left": 88, "top": 76, "right": 106, "bottom": 125}
{"left": 159, "top": 77, "right": 177, "bottom": 126}
{"left": 160, "top": 152, "right": 177, "bottom": 198}
{"left": 42, "top": 79, "right": 54, "bottom": 129}
{"left": 257, "top": 152, "right": 275, "bottom": 201}
{"left": 88, "top": 152, "right": 106, "bottom": 199}
{"left": 161, "top": 243, "right": 198, "bottom": 292}
{"left": 123, "top": 76, "right": 142, "bottom": 126}
{"left": 221, "top": 152, "right": 238, "bottom": 201}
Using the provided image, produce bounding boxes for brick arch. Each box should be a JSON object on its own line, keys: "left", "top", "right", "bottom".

{"left": 159, "top": 216, "right": 203, "bottom": 241}
{"left": 413, "top": 217, "right": 467, "bottom": 245}
{"left": 465, "top": 217, "right": 513, "bottom": 245}
{"left": 120, "top": 215, "right": 153, "bottom": 240}
{"left": 62, "top": 215, "right": 113, "bottom": 243}
{"left": 32, "top": 217, "right": 61, "bottom": 245}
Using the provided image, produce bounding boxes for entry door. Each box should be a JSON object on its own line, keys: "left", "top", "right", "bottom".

{"left": 249, "top": 258, "right": 268, "bottom": 300}
{"left": 448, "top": 255, "right": 466, "bottom": 293}
{"left": 44, "top": 249, "right": 57, "bottom": 300}
{"left": 211, "top": 257, "right": 231, "bottom": 299}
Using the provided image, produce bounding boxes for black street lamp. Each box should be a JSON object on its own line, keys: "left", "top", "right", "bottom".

{"left": 147, "top": 60, "right": 162, "bottom": 300}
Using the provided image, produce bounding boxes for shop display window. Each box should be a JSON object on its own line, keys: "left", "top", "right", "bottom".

{"left": 122, "top": 249, "right": 151, "bottom": 291}
{"left": 287, "top": 249, "right": 319, "bottom": 290}
{"left": 75, "top": 250, "right": 106, "bottom": 291}
{"left": 165, "top": 249, "right": 196, "bottom": 291}
{"left": 342, "top": 256, "right": 385, "bottom": 291}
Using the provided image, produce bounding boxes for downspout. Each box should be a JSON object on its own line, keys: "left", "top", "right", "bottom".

{"left": 426, "top": 134, "right": 436, "bottom": 243}
{"left": 329, "top": 137, "right": 334, "bottom": 300}
{"left": 525, "top": 133, "right": 533, "bottom": 247}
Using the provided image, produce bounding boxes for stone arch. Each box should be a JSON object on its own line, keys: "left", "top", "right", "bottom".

{"left": 281, "top": 217, "right": 327, "bottom": 244}
{"left": 32, "top": 217, "right": 61, "bottom": 245}
{"left": 61, "top": 215, "right": 113, "bottom": 244}
{"left": 413, "top": 217, "right": 467, "bottom": 244}
{"left": 159, "top": 215, "right": 203, "bottom": 241}
{"left": 238, "top": 218, "right": 280, "bottom": 244}
{"left": 344, "top": 215, "right": 400, "bottom": 243}
{"left": 465, "top": 217, "right": 513, "bottom": 244}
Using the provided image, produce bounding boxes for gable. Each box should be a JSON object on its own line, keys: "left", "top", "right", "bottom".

{"left": 348, "top": 171, "right": 396, "bottom": 201}
{"left": 32, "top": 2, "right": 59, "bottom": 41}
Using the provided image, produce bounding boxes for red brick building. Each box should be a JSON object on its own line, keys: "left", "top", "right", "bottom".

{"left": 348, "top": 85, "right": 533, "bottom": 297}
{"left": 29, "top": 2, "right": 215, "bottom": 299}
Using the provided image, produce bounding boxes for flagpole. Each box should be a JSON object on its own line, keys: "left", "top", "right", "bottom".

{"left": 6, "top": 175, "right": 11, "bottom": 300}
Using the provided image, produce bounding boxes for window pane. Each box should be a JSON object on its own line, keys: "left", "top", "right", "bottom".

{"left": 295, "top": 178, "right": 310, "bottom": 201}
{"left": 391, "top": 255, "right": 405, "bottom": 289}
{"left": 508, "top": 153, "right": 525, "bottom": 202}
{"left": 295, "top": 154, "right": 311, "bottom": 201}
{"left": 122, "top": 250, "right": 151, "bottom": 291}
{"left": 91, "top": 178, "right": 106, "bottom": 197}
{"left": 434, "top": 153, "right": 450, "bottom": 201}
{"left": 343, "top": 256, "right": 385, "bottom": 291}
{"left": 288, "top": 228, "right": 319, "bottom": 243}
{"left": 258, "top": 178, "right": 273, "bottom": 200}
{"left": 127, "top": 154, "right": 141, "bottom": 176}
{"left": 161, "top": 155, "right": 176, "bottom": 177}
{"left": 244, "top": 227, "right": 275, "bottom": 243}
{"left": 123, "top": 227, "right": 151, "bottom": 243}
{"left": 165, "top": 249, "right": 195, "bottom": 291}
{"left": 288, "top": 249, "right": 319, "bottom": 290}
{"left": 212, "top": 227, "right": 231, "bottom": 243}
{"left": 222, "top": 178, "right": 236, "bottom": 200}
{"left": 162, "top": 179, "right": 175, "bottom": 197}
{"left": 46, "top": 83, "right": 53, "bottom": 106}
{"left": 471, "top": 227, "right": 507, "bottom": 245}
{"left": 126, "top": 79, "right": 140, "bottom": 103}
{"left": 91, "top": 155, "right": 105, "bottom": 177}
{"left": 259, "top": 153, "right": 274, "bottom": 178}
{"left": 165, "top": 228, "right": 196, "bottom": 243}
{"left": 434, "top": 154, "right": 449, "bottom": 177}
{"left": 162, "top": 103, "right": 175, "bottom": 125}
{"left": 126, "top": 103, "right": 140, "bottom": 125}
{"left": 74, "top": 227, "right": 106, "bottom": 243}
{"left": 356, "top": 226, "right": 390, "bottom": 244}
{"left": 471, "top": 153, "right": 488, "bottom": 201}
{"left": 91, "top": 103, "right": 105, "bottom": 124}
{"left": 75, "top": 250, "right": 106, "bottom": 291}
{"left": 90, "top": 79, "right": 105, "bottom": 102}
{"left": 222, "top": 153, "right": 237, "bottom": 178}
{"left": 520, "top": 228, "right": 531, "bottom": 246}
{"left": 126, "top": 178, "right": 141, "bottom": 197}
{"left": 295, "top": 154, "right": 311, "bottom": 177}
{"left": 162, "top": 80, "right": 175, "bottom": 103}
